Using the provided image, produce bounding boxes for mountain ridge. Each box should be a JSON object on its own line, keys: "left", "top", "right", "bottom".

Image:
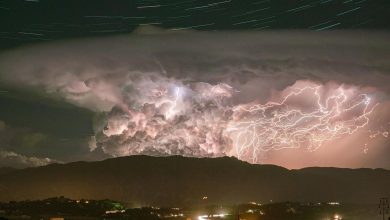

{"left": 0, "top": 155, "right": 388, "bottom": 206}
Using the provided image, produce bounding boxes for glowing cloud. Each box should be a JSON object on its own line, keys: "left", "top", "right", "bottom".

{"left": 91, "top": 78, "right": 381, "bottom": 163}
{"left": 228, "top": 81, "right": 377, "bottom": 162}
{"left": 0, "top": 31, "right": 389, "bottom": 166}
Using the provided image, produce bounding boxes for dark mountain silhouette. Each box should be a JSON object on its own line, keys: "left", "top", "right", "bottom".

{"left": 0, "top": 156, "right": 388, "bottom": 206}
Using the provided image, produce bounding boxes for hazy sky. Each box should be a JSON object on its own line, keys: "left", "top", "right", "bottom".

{"left": 0, "top": 30, "right": 389, "bottom": 169}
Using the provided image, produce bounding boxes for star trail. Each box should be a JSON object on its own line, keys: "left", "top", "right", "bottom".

{"left": 0, "top": 0, "right": 389, "bottom": 48}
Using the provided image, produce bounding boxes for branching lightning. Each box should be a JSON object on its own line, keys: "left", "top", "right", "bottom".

{"left": 95, "top": 77, "right": 384, "bottom": 163}
{"left": 227, "top": 85, "right": 377, "bottom": 162}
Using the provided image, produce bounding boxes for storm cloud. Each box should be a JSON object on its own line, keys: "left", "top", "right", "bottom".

{"left": 0, "top": 29, "right": 389, "bottom": 168}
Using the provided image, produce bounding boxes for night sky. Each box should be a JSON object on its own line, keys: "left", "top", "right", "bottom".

{"left": 1, "top": 0, "right": 389, "bottom": 48}
{"left": 0, "top": 0, "right": 389, "bottom": 168}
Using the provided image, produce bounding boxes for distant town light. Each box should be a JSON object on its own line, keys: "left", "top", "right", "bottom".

{"left": 198, "top": 214, "right": 208, "bottom": 220}
{"left": 198, "top": 213, "right": 227, "bottom": 220}
{"left": 105, "top": 210, "right": 125, "bottom": 214}
{"left": 212, "top": 213, "right": 226, "bottom": 217}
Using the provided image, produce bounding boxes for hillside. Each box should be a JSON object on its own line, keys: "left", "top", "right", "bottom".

{"left": 0, "top": 156, "right": 388, "bottom": 206}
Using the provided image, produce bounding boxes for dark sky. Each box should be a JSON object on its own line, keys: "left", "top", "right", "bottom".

{"left": 0, "top": 0, "right": 389, "bottom": 168}
{"left": 0, "top": 0, "right": 389, "bottom": 48}
{"left": 0, "top": 85, "right": 99, "bottom": 166}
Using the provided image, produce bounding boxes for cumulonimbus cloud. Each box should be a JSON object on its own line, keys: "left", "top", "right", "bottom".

{"left": 0, "top": 30, "right": 389, "bottom": 164}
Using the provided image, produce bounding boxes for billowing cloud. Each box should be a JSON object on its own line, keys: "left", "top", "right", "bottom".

{"left": 0, "top": 30, "right": 389, "bottom": 167}
{"left": 0, "top": 150, "right": 57, "bottom": 168}
{"left": 0, "top": 120, "right": 76, "bottom": 167}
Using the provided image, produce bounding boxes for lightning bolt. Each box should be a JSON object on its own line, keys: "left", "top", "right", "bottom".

{"left": 165, "top": 86, "right": 182, "bottom": 120}
{"left": 100, "top": 79, "right": 384, "bottom": 163}
{"left": 226, "top": 85, "right": 378, "bottom": 162}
